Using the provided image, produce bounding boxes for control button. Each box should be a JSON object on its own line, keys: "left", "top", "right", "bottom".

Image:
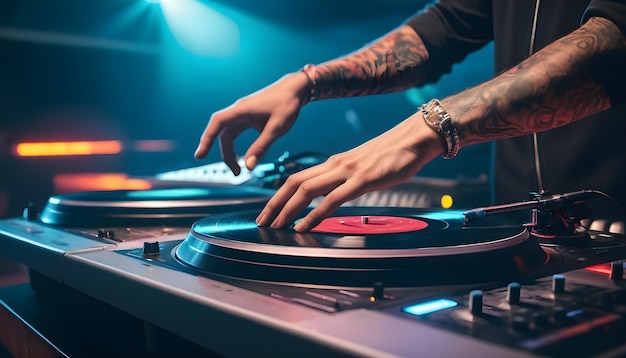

{"left": 610, "top": 262, "right": 624, "bottom": 280}
{"left": 507, "top": 282, "right": 521, "bottom": 304}
{"left": 469, "top": 290, "right": 483, "bottom": 315}
{"left": 22, "top": 202, "right": 37, "bottom": 221}
{"left": 552, "top": 274, "right": 566, "bottom": 294}
{"left": 97, "top": 230, "right": 119, "bottom": 242}
{"left": 142, "top": 241, "right": 161, "bottom": 256}
{"left": 370, "top": 282, "right": 384, "bottom": 301}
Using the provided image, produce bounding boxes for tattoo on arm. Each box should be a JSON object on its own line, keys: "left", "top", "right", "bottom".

{"left": 314, "top": 25, "right": 430, "bottom": 99}
{"left": 448, "top": 16, "right": 625, "bottom": 146}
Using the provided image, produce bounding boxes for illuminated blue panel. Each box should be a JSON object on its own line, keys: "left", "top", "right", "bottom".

{"left": 566, "top": 309, "right": 584, "bottom": 318}
{"left": 127, "top": 188, "right": 210, "bottom": 199}
{"left": 403, "top": 299, "right": 458, "bottom": 316}
{"left": 418, "top": 210, "right": 465, "bottom": 221}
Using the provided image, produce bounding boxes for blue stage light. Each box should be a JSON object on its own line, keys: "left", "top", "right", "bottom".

{"left": 159, "top": 0, "right": 239, "bottom": 56}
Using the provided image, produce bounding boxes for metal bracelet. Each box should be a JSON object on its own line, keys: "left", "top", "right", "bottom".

{"left": 420, "top": 99, "right": 460, "bottom": 159}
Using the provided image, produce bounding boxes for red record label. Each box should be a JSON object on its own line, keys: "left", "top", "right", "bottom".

{"left": 310, "top": 215, "right": 429, "bottom": 235}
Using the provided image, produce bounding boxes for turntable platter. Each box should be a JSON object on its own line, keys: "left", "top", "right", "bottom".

{"left": 39, "top": 186, "right": 275, "bottom": 227}
{"left": 176, "top": 207, "right": 550, "bottom": 287}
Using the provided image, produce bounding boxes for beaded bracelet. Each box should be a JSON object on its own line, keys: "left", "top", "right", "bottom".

{"left": 420, "top": 99, "right": 460, "bottom": 159}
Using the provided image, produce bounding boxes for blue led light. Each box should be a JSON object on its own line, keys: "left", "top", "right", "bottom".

{"left": 403, "top": 298, "right": 458, "bottom": 316}
{"left": 566, "top": 309, "right": 584, "bottom": 318}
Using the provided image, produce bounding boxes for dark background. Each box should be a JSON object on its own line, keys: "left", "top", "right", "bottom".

{"left": 0, "top": 0, "right": 494, "bottom": 217}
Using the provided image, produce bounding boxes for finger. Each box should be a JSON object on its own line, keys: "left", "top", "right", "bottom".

{"left": 245, "top": 114, "right": 294, "bottom": 170}
{"left": 269, "top": 170, "right": 347, "bottom": 229}
{"left": 610, "top": 221, "right": 625, "bottom": 235}
{"left": 256, "top": 172, "right": 309, "bottom": 227}
{"left": 256, "top": 175, "right": 301, "bottom": 226}
{"left": 194, "top": 127, "right": 217, "bottom": 159}
{"left": 294, "top": 178, "right": 365, "bottom": 232}
{"left": 589, "top": 219, "right": 610, "bottom": 233}
{"left": 256, "top": 164, "right": 336, "bottom": 227}
{"left": 194, "top": 115, "right": 223, "bottom": 159}
{"left": 219, "top": 125, "right": 247, "bottom": 176}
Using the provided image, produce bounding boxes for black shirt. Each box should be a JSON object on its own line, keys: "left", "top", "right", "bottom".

{"left": 407, "top": 0, "right": 626, "bottom": 219}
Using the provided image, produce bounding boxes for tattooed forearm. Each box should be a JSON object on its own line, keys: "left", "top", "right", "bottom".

{"left": 313, "top": 25, "right": 430, "bottom": 99}
{"left": 447, "top": 16, "right": 625, "bottom": 147}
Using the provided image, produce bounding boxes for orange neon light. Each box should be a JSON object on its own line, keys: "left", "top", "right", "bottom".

{"left": 15, "top": 140, "right": 122, "bottom": 157}
{"left": 54, "top": 173, "right": 152, "bottom": 193}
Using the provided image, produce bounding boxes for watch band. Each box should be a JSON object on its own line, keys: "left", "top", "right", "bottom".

{"left": 420, "top": 99, "right": 460, "bottom": 159}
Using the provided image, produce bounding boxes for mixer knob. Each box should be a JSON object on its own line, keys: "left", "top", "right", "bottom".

{"left": 506, "top": 282, "right": 521, "bottom": 304}
{"left": 610, "top": 262, "right": 624, "bottom": 280}
{"left": 552, "top": 274, "right": 566, "bottom": 294}
{"left": 469, "top": 290, "right": 483, "bottom": 315}
{"left": 143, "top": 241, "right": 161, "bottom": 257}
{"left": 369, "top": 282, "right": 385, "bottom": 301}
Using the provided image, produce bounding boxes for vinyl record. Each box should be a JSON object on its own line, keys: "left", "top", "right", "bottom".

{"left": 39, "top": 186, "right": 275, "bottom": 227}
{"left": 175, "top": 207, "right": 550, "bottom": 287}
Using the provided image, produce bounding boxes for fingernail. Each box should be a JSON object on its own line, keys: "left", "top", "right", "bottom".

{"left": 270, "top": 218, "right": 282, "bottom": 229}
{"left": 245, "top": 155, "right": 257, "bottom": 170}
{"left": 255, "top": 212, "right": 265, "bottom": 226}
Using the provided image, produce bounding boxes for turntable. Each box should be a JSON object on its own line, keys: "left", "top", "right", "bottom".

{"left": 0, "top": 185, "right": 274, "bottom": 280}
{"left": 174, "top": 207, "right": 549, "bottom": 287}
{"left": 1, "top": 186, "right": 626, "bottom": 357}
{"left": 38, "top": 186, "right": 276, "bottom": 227}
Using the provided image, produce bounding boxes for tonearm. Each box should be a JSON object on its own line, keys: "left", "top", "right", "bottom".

{"left": 463, "top": 190, "right": 600, "bottom": 241}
